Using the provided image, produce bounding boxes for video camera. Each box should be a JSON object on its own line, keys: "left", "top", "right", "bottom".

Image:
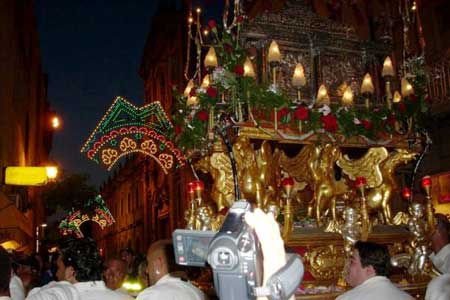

{"left": 173, "top": 200, "right": 303, "bottom": 300}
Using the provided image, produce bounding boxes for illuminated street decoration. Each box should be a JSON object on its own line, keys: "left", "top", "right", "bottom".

{"left": 81, "top": 97, "right": 186, "bottom": 173}
{"left": 59, "top": 195, "right": 115, "bottom": 238}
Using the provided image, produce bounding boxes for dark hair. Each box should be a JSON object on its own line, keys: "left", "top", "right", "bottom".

{"left": 435, "top": 214, "right": 450, "bottom": 241}
{"left": 60, "top": 238, "right": 103, "bottom": 282}
{"left": 355, "top": 241, "right": 390, "bottom": 276}
{"left": 0, "top": 246, "right": 11, "bottom": 294}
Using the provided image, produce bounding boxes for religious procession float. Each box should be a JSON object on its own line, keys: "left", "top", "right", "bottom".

{"left": 171, "top": 1, "right": 438, "bottom": 299}
{"left": 78, "top": 1, "right": 444, "bottom": 299}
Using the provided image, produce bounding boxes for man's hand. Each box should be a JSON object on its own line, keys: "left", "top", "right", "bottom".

{"left": 245, "top": 208, "right": 288, "bottom": 298}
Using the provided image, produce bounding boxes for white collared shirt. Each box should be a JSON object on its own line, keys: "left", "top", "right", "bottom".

{"left": 73, "top": 281, "right": 133, "bottom": 300}
{"left": 430, "top": 243, "right": 450, "bottom": 274}
{"left": 136, "top": 274, "right": 207, "bottom": 300}
{"left": 425, "top": 273, "right": 450, "bottom": 300}
{"left": 336, "top": 276, "right": 413, "bottom": 300}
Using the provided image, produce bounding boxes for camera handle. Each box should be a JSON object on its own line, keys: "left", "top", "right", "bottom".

{"left": 253, "top": 253, "right": 304, "bottom": 300}
{"left": 214, "top": 124, "right": 241, "bottom": 200}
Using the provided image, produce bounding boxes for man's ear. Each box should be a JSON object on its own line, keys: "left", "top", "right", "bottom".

{"left": 365, "top": 265, "right": 376, "bottom": 277}
{"left": 65, "top": 266, "right": 77, "bottom": 283}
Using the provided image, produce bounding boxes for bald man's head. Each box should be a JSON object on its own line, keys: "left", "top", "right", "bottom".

{"left": 104, "top": 258, "right": 127, "bottom": 290}
{"left": 146, "top": 240, "right": 175, "bottom": 286}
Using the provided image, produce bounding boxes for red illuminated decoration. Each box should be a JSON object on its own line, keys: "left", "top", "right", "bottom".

{"left": 355, "top": 176, "right": 367, "bottom": 188}
{"left": 421, "top": 175, "right": 432, "bottom": 188}
{"left": 402, "top": 187, "right": 412, "bottom": 200}
{"left": 281, "top": 177, "right": 294, "bottom": 187}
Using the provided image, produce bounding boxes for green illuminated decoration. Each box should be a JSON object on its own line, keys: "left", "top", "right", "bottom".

{"left": 81, "top": 97, "right": 186, "bottom": 172}
{"left": 59, "top": 195, "right": 115, "bottom": 238}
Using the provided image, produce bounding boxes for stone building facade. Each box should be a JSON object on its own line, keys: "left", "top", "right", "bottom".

{"left": 0, "top": 0, "right": 52, "bottom": 252}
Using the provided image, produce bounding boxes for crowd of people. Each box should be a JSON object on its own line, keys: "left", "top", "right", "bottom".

{"left": 0, "top": 210, "right": 449, "bottom": 300}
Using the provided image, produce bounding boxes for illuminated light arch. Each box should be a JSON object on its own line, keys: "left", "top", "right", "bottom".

{"left": 59, "top": 195, "right": 115, "bottom": 238}
{"left": 81, "top": 97, "right": 186, "bottom": 170}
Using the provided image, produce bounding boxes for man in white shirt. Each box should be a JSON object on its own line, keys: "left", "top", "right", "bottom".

{"left": 336, "top": 241, "right": 413, "bottom": 300}
{"left": 425, "top": 273, "right": 450, "bottom": 300}
{"left": 430, "top": 214, "right": 450, "bottom": 274}
{"left": 56, "top": 238, "right": 133, "bottom": 300}
{"left": 9, "top": 274, "right": 24, "bottom": 300}
{"left": 103, "top": 258, "right": 132, "bottom": 297}
{"left": 27, "top": 281, "right": 80, "bottom": 300}
{"left": 136, "top": 240, "right": 207, "bottom": 300}
{"left": 0, "top": 246, "right": 11, "bottom": 300}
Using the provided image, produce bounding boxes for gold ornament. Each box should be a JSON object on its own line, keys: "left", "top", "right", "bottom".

{"left": 195, "top": 140, "right": 235, "bottom": 211}
{"left": 280, "top": 144, "right": 348, "bottom": 229}
{"left": 338, "top": 148, "right": 418, "bottom": 224}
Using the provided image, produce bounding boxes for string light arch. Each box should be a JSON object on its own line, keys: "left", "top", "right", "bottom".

{"left": 81, "top": 97, "right": 186, "bottom": 172}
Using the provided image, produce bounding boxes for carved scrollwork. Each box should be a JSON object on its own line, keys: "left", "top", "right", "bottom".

{"left": 304, "top": 245, "right": 346, "bottom": 280}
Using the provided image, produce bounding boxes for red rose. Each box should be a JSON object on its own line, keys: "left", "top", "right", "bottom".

{"left": 174, "top": 125, "right": 182, "bottom": 134}
{"left": 294, "top": 106, "right": 309, "bottom": 121}
{"left": 236, "top": 15, "right": 244, "bottom": 23}
{"left": 189, "top": 88, "right": 196, "bottom": 97}
{"left": 321, "top": 114, "right": 338, "bottom": 132}
{"left": 397, "top": 102, "right": 406, "bottom": 113}
{"left": 277, "top": 107, "right": 290, "bottom": 119}
{"left": 208, "top": 19, "right": 217, "bottom": 29}
{"left": 224, "top": 43, "right": 233, "bottom": 54}
{"left": 425, "top": 95, "right": 432, "bottom": 104}
{"left": 361, "top": 119, "right": 372, "bottom": 130}
{"left": 234, "top": 65, "right": 244, "bottom": 76}
{"left": 409, "top": 94, "right": 418, "bottom": 103}
{"left": 196, "top": 110, "right": 209, "bottom": 121}
{"left": 387, "top": 114, "right": 396, "bottom": 126}
{"left": 207, "top": 86, "right": 218, "bottom": 98}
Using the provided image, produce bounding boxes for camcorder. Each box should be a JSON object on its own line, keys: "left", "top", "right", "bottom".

{"left": 173, "top": 200, "right": 303, "bottom": 300}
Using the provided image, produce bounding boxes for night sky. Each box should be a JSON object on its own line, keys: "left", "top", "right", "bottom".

{"left": 36, "top": 1, "right": 160, "bottom": 187}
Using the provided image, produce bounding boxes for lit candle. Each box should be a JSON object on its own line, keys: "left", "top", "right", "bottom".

{"left": 381, "top": 56, "right": 395, "bottom": 78}
{"left": 243, "top": 57, "right": 256, "bottom": 78}
{"left": 341, "top": 86, "right": 354, "bottom": 107}
{"left": 200, "top": 74, "right": 210, "bottom": 88}
{"left": 361, "top": 73, "right": 374, "bottom": 109}
{"left": 360, "top": 73, "right": 374, "bottom": 94}
{"left": 381, "top": 57, "right": 395, "bottom": 109}
{"left": 292, "top": 63, "right": 306, "bottom": 87}
{"left": 401, "top": 77, "right": 414, "bottom": 97}
{"left": 393, "top": 91, "right": 402, "bottom": 103}
{"left": 316, "top": 84, "right": 330, "bottom": 106}
{"left": 204, "top": 47, "right": 218, "bottom": 68}
{"left": 183, "top": 79, "right": 195, "bottom": 97}
{"left": 267, "top": 40, "right": 281, "bottom": 63}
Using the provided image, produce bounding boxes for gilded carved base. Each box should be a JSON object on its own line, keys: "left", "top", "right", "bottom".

{"left": 286, "top": 225, "right": 411, "bottom": 283}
